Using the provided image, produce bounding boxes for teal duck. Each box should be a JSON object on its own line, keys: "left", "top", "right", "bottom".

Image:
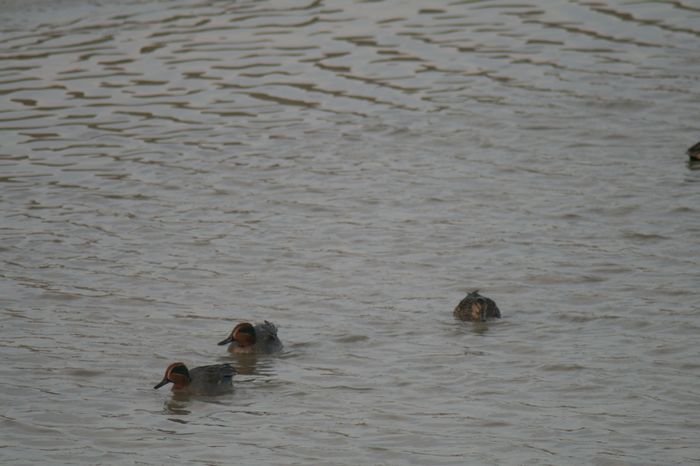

{"left": 153, "top": 362, "right": 236, "bottom": 395}
{"left": 218, "top": 320, "right": 283, "bottom": 354}
{"left": 453, "top": 290, "right": 501, "bottom": 322}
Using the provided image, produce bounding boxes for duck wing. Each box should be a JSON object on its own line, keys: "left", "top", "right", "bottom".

{"left": 190, "top": 363, "right": 236, "bottom": 387}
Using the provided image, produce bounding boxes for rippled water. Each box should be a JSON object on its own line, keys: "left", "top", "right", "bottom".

{"left": 2, "top": 0, "right": 699, "bottom": 464}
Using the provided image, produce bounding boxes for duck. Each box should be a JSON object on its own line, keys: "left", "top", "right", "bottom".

{"left": 453, "top": 290, "right": 501, "bottom": 322}
{"left": 687, "top": 141, "right": 700, "bottom": 161}
{"left": 218, "top": 320, "right": 283, "bottom": 354}
{"left": 153, "top": 362, "right": 236, "bottom": 395}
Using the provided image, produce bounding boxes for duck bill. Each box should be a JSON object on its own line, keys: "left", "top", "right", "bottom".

{"left": 218, "top": 335, "right": 234, "bottom": 346}
{"left": 153, "top": 377, "right": 170, "bottom": 389}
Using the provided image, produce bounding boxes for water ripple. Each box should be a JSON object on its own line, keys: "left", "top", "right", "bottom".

{"left": 1, "top": 0, "right": 700, "bottom": 464}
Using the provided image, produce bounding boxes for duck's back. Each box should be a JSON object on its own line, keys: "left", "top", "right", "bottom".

{"left": 255, "top": 320, "right": 283, "bottom": 353}
{"left": 453, "top": 291, "right": 501, "bottom": 321}
{"left": 189, "top": 363, "right": 236, "bottom": 393}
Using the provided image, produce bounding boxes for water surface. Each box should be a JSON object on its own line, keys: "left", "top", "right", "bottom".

{"left": 1, "top": 0, "right": 699, "bottom": 464}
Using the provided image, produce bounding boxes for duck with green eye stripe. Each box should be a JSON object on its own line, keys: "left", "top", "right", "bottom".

{"left": 218, "top": 321, "right": 283, "bottom": 354}
{"left": 153, "top": 362, "right": 236, "bottom": 395}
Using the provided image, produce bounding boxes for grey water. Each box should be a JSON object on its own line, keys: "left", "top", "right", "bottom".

{"left": 1, "top": 0, "right": 699, "bottom": 464}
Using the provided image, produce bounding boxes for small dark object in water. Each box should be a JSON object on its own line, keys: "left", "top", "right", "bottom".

{"left": 453, "top": 290, "right": 501, "bottom": 322}
{"left": 687, "top": 141, "right": 700, "bottom": 161}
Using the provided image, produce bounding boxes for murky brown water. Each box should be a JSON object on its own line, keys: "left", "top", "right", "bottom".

{"left": 2, "top": 0, "right": 700, "bottom": 464}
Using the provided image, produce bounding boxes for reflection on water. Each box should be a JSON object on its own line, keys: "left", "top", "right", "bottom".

{"left": 463, "top": 321, "right": 495, "bottom": 337}
{"left": 226, "top": 353, "right": 261, "bottom": 376}
{"left": 1, "top": 0, "right": 700, "bottom": 464}
{"left": 164, "top": 397, "right": 192, "bottom": 417}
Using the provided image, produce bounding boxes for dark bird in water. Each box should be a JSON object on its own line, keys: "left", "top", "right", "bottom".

{"left": 687, "top": 141, "right": 700, "bottom": 161}
{"left": 453, "top": 290, "right": 501, "bottom": 322}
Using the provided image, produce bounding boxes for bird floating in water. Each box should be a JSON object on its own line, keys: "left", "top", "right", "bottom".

{"left": 218, "top": 320, "right": 283, "bottom": 354}
{"left": 153, "top": 362, "right": 236, "bottom": 395}
{"left": 453, "top": 290, "right": 501, "bottom": 322}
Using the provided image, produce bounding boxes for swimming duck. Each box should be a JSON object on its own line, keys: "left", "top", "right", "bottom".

{"left": 453, "top": 290, "right": 501, "bottom": 322}
{"left": 687, "top": 141, "right": 700, "bottom": 160}
{"left": 218, "top": 320, "right": 283, "bottom": 354}
{"left": 153, "top": 362, "right": 236, "bottom": 395}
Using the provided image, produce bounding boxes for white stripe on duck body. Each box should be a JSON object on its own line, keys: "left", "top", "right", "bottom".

{"left": 153, "top": 362, "right": 236, "bottom": 395}
{"left": 453, "top": 290, "right": 501, "bottom": 322}
{"left": 218, "top": 320, "right": 283, "bottom": 354}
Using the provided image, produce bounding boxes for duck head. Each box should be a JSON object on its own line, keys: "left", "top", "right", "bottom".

{"left": 154, "top": 362, "right": 191, "bottom": 390}
{"left": 218, "top": 322, "right": 256, "bottom": 348}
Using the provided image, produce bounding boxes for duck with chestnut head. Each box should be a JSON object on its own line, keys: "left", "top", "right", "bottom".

{"left": 153, "top": 362, "right": 236, "bottom": 395}
{"left": 218, "top": 320, "right": 282, "bottom": 354}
